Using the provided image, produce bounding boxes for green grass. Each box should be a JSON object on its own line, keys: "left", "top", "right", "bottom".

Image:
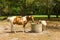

{"left": 0, "top": 15, "right": 60, "bottom": 20}
{"left": 50, "top": 15, "right": 56, "bottom": 17}
{"left": 0, "top": 16, "right": 7, "bottom": 20}
{"left": 33, "top": 15, "right": 48, "bottom": 17}
{"left": 33, "top": 15, "right": 60, "bottom": 17}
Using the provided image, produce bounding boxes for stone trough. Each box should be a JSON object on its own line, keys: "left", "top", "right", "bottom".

{"left": 31, "top": 22, "right": 43, "bottom": 33}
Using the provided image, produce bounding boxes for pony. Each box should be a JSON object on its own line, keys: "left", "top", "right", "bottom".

{"left": 3, "top": 15, "right": 34, "bottom": 33}
{"left": 39, "top": 20, "right": 47, "bottom": 31}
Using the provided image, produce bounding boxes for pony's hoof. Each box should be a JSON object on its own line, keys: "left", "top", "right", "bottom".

{"left": 14, "top": 31, "right": 17, "bottom": 33}
{"left": 22, "top": 31, "right": 26, "bottom": 33}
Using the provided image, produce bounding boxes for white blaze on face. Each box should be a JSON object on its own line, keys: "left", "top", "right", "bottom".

{"left": 22, "top": 16, "right": 27, "bottom": 21}
{"left": 41, "top": 20, "right": 47, "bottom": 26}
{"left": 8, "top": 16, "right": 16, "bottom": 23}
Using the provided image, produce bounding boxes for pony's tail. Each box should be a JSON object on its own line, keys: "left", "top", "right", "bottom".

{"left": 2, "top": 17, "right": 7, "bottom": 21}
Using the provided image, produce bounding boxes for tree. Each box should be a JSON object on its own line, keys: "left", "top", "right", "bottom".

{"left": 53, "top": 0, "right": 60, "bottom": 18}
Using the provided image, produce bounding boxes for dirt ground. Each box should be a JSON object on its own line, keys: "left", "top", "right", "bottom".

{"left": 0, "top": 20, "right": 60, "bottom": 40}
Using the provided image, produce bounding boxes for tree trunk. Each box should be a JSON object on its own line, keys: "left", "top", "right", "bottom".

{"left": 48, "top": 14, "right": 50, "bottom": 19}
{"left": 56, "top": 15, "right": 58, "bottom": 18}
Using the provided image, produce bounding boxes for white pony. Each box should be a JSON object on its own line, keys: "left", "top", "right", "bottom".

{"left": 39, "top": 20, "right": 47, "bottom": 30}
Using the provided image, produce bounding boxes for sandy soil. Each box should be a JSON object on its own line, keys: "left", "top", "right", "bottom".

{"left": 0, "top": 20, "right": 60, "bottom": 40}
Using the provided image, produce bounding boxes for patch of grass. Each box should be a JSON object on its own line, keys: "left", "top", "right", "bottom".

{"left": 0, "top": 16, "right": 6, "bottom": 20}
{"left": 33, "top": 15, "right": 60, "bottom": 18}
{"left": 0, "top": 15, "right": 60, "bottom": 20}
{"left": 33, "top": 15, "right": 48, "bottom": 17}
{"left": 50, "top": 15, "right": 56, "bottom": 17}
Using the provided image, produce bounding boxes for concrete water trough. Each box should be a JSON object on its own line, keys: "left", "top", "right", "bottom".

{"left": 31, "top": 22, "right": 43, "bottom": 33}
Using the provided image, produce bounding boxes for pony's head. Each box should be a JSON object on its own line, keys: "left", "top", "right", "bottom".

{"left": 26, "top": 15, "right": 34, "bottom": 22}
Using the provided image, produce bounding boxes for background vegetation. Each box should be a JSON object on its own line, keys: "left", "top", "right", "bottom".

{"left": 0, "top": 0, "right": 60, "bottom": 18}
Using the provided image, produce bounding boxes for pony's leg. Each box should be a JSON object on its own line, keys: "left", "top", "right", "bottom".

{"left": 13, "top": 24, "right": 17, "bottom": 33}
{"left": 23, "top": 24, "right": 25, "bottom": 32}
{"left": 23, "top": 24, "right": 26, "bottom": 32}
{"left": 11, "top": 24, "right": 16, "bottom": 33}
{"left": 11, "top": 24, "right": 13, "bottom": 32}
{"left": 11, "top": 23, "right": 14, "bottom": 32}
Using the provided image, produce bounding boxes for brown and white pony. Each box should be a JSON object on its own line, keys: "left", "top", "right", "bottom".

{"left": 3, "top": 15, "right": 34, "bottom": 33}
